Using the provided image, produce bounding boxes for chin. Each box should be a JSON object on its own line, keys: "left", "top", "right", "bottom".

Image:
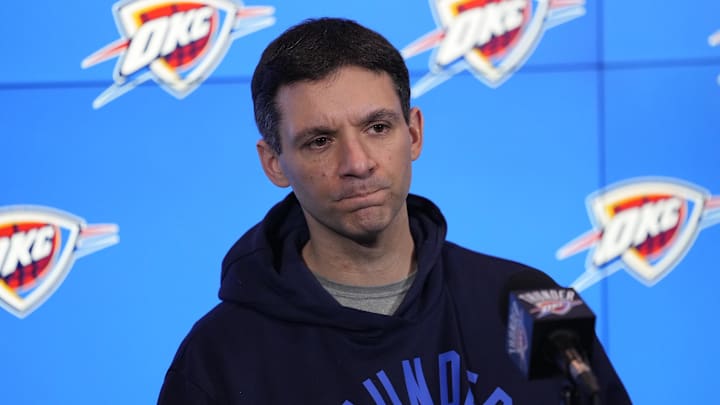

{"left": 343, "top": 209, "right": 393, "bottom": 241}
{"left": 345, "top": 227, "right": 384, "bottom": 246}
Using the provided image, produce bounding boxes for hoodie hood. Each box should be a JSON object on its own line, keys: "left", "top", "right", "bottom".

{"left": 219, "top": 193, "right": 448, "bottom": 332}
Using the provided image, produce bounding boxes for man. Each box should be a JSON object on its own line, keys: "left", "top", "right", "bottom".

{"left": 158, "top": 18, "right": 630, "bottom": 404}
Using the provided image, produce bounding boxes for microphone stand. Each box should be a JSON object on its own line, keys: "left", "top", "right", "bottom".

{"left": 548, "top": 330, "right": 601, "bottom": 405}
{"left": 560, "top": 382, "right": 601, "bottom": 405}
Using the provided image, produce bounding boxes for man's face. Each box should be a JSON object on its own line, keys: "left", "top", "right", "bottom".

{"left": 257, "top": 66, "right": 423, "bottom": 243}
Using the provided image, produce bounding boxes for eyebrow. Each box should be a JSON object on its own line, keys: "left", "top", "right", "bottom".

{"left": 356, "top": 108, "right": 402, "bottom": 127}
{"left": 290, "top": 108, "right": 403, "bottom": 146}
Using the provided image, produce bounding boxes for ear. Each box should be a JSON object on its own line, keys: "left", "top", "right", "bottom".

{"left": 257, "top": 139, "right": 290, "bottom": 188}
{"left": 408, "top": 107, "right": 424, "bottom": 161}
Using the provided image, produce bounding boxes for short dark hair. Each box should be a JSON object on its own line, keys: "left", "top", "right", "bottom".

{"left": 251, "top": 17, "right": 411, "bottom": 154}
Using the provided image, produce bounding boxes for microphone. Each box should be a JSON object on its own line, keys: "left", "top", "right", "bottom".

{"left": 501, "top": 270, "right": 600, "bottom": 402}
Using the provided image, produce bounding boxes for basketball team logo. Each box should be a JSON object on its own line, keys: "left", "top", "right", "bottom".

{"left": 517, "top": 289, "right": 582, "bottom": 318}
{"left": 401, "top": 0, "right": 586, "bottom": 97}
{"left": 0, "top": 206, "right": 119, "bottom": 318}
{"left": 557, "top": 178, "right": 720, "bottom": 292}
{"left": 506, "top": 300, "right": 529, "bottom": 363}
{"left": 81, "top": 0, "right": 275, "bottom": 108}
{"left": 711, "top": 29, "right": 720, "bottom": 85}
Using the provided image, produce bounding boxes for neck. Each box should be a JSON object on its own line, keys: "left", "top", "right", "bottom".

{"left": 302, "top": 207, "right": 416, "bottom": 287}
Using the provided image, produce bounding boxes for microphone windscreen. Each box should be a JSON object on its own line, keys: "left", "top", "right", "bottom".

{"left": 506, "top": 284, "right": 596, "bottom": 380}
{"left": 499, "top": 269, "right": 557, "bottom": 324}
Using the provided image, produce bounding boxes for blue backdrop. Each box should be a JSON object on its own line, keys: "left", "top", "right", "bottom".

{"left": 2, "top": 1, "right": 719, "bottom": 403}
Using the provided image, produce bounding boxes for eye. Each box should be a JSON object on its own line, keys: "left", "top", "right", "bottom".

{"left": 369, "top": 123, "right": 390, "bottom": 134}
{"left": 308, "top": 136, "right": 330, "bottom": 149}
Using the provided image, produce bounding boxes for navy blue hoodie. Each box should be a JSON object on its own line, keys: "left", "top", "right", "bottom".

{"left": 158, "top": 193, "right": 630, "bottom": 404}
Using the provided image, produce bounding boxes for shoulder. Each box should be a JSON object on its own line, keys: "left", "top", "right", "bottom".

{"left": 166, "top": 302, "right": 270, "bottom": 380}
{"left": 441, "top": 241, "right": 556, "bottom": 287}
{"left": 177, "top": 302, "right": 262, "bottom": 354}
{"left": 438, "top": 241, "right": 560, "bottom": 315}
{"left": 160, "top": 302, "right": 265, "bottom": 402}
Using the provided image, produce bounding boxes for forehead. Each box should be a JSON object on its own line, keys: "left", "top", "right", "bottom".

{"left": 275, "top": 66, "right": 402, "bottom": 130}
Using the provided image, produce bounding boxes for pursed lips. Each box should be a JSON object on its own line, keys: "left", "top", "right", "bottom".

{"left": 335, "top": 186, "right": 388, "bottom": 203}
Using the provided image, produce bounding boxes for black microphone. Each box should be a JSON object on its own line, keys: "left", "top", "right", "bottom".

{"left": 501, "top": 270, "right": 600, "bottom": 403}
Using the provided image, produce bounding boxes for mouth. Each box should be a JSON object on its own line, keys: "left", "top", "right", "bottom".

{"left": 336, "top": 180, "right": 393, "bottom": 198}
{"left": 335, "top": 187, "right": 388, "bottom": 209}
{"left": 340, "top": 189, "right": 381, "bottom": 200}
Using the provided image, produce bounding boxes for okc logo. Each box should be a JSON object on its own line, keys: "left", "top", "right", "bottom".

{"left": 401, "top": 0, "right": 586, "bottom": 97}
{"left": 711, "top": 29, "right": 720, "bottom": 86}
{"left": 507, "top": 301, "right": 529, "bottom": 363}
{"left": 518, "top": 289, "right": 581, "bottom": 318}
{"left": 529, "top": 299, "right": 576, "bottom": 317}
{"left": 81, "top": 0, "right": 275, "bottom": 109}
{"left": 557, "top": 178, "right": 720, "bottom": 292}
{"left": 0, "top": 206, "right": 118, "bottom": 318}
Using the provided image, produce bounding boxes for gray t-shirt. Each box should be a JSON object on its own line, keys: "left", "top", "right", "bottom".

{"left": 315, "top": 272, "right": 417, "bottom": 315}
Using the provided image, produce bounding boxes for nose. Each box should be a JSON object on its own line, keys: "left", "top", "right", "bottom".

{"left": 337, "top": 134, "right": 376, "bottom": 178}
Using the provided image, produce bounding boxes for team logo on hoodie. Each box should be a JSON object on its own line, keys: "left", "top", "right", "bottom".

{"left": 711, "top": 29, "right": 720, "bottom": 85}
{"left": 0, "top": 206, "right": 119, "bottom": 318}
{"left": 556, "top": 178, "right": 720, "bottom": 292}
{"left": 401, "top": 0, "right": 586, "bottom": 97}
{"left": 81, "top": 0, "right": 275, "bottom": 108}
{"left": 342, "top": 350, "right": 512, "bottom": 405}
